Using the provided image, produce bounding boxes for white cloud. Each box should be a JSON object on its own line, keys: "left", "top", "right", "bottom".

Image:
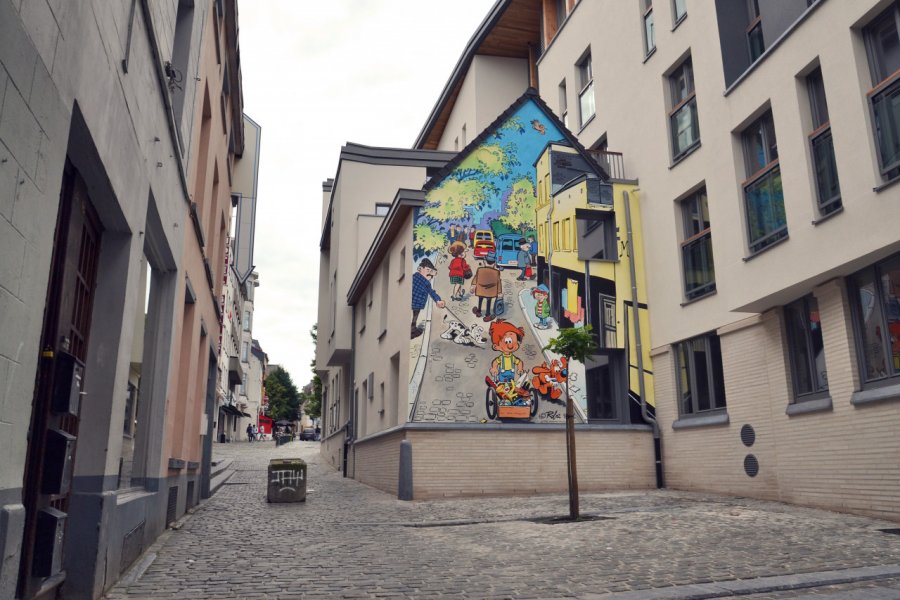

{"left": 240, "top": 0, "right": 494, "bottom": 387}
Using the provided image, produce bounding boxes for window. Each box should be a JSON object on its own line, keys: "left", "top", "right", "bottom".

{"left": 850, "top": 254, "right": 900, "bottom": 384}
{"left": 562, "top": 218, "right": 571, "bottom": 250}
{"left": 242, "top": 309, "right": 251, "bottom": 331}
{"left": 643, "top": 0, "right": 655, "bottom": 56}
{"left": 241, "top": 373, "right": 248, "bottom": 396}
{"left": 741, "top": 110, "right": 786, "bottom": 253}
{"left": 680, "top": 188, "right": 715, "bottom": 300}
{"left": 380, "top": 263, "right": 389, "bottom": 335}
{"left": 669, "top": 57, "right": 700, "bottom": 159}
{"left": 374, "top": 203, "right": 390, "bottom": 216}
{"left": 241, "top": 341, "right": 249, "bottom": 362}
{"left": 576, "top": 210, "right": 616, "bottom": 261}
{"left": 559, "top": 80, "right": 568, "bottom": 128}
{"left": 462, "top": 124, "right": 467, "bottom": 147}
{"left": 784, "top": 295, "right": 828, "bottom": 399}
{"left": 577, "top": 52, "right": 595, "bottom": 127}
{"left": 553, "top": 221, "right": 561, "bottom": 251}
{"left": 398, "top": 247, "right": 406, "bottom": 281}
{"left": 864, "top": 5, "right": 900, "bottom": 179}
{"left": 747, "top": 0, "right": 765, "bottom": 62}
{"left": 586, "top": 353, "right": 625, "bottom": 420}
{"left": 673, "top": 0, "right": 686, "bottom": 24}
{"left": 674, "top": 333, "right": 727, "bottom": 415}
{"left": 805, "top": 67, "right": 841, "bottom": 216}
{"left": 556, "top": 0, "right": 567, "bottom": 28}
{"left": 358, "top": 299, "right": 366, "bottom": 333}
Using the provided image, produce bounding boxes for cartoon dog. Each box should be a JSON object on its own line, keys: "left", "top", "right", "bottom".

{"left": 531, "top": 357, "right": 568, "bottom": 402}
{"left": 440, "top": 316, "right": 487, "bottom": 347}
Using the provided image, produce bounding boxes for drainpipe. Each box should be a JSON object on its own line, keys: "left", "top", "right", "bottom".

{"left": 345, "top": 307, "right": 357, "bottom": 478}
{"left": 546, "top": 190, "right": 556, "bottom": 306}
{"left": 622, "top": 190, "right": 663, "bottom": 488}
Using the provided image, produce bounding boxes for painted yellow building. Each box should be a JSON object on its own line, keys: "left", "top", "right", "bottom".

{"left": 534, "top": 143, "right": 654, "bottom": 419}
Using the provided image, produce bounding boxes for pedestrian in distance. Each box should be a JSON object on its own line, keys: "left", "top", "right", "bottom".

{"left": 246, "top": 422, "right": 254, "bottom": 442}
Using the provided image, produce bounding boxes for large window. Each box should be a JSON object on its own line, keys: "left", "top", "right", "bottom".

{"left": 642, "top": 0, "right": 655, "bottom": 56}
{"left": 741, "top": 110, "right": 786, "bottom": 253}
{"left": 586, "top": 353, "right": 625, "bottom": 421}
{"left": 674, "top": 333, "right": 727, "bottom": 415}
{"left": 578, "top": 52, "right": 595, "bottom": 127}
{"left": 784, "top": 295, "right": 828, "bottom": 399}
{"left": 680, "top": 188, "right": 715, "bottom": 300}
{"left": 669, "top": 57, "right": 700, "bottom": 159}
{"left": 850, "top": 254, "right": 900, "bottom": 385}
{"left": 864, "top": 4, "right": 900, "bottom": 180}
{"left": 806, "top": 67, "right": 841, "bottom": 216}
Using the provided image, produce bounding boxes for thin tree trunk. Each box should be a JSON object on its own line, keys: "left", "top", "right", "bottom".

{"left": 565, "top": 379, "right": 579, "bottom": 519}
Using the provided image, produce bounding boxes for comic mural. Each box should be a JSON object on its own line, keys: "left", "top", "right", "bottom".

{"left": 408, "top": 97, "right": 653, "bottom": 425}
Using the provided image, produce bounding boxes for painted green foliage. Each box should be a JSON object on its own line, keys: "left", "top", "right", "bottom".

{"left": 500, "top": 177, "right": 536, "bottom": 234}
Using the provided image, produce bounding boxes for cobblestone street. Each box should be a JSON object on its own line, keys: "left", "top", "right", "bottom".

{"left": 105, "top": 441, "right": 900, "bottom": 599}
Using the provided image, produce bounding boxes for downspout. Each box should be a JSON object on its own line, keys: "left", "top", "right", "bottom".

{"left": 346, "top": 306, "right": 357, "bottom": 478}
{"left": 622, "top": 190, "right": 663, "bottom": 488}
{"left": 546, "top": 189, "right": 556, "bottom": 304}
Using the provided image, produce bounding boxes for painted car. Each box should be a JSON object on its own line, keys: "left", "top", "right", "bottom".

{"left": 472, "top": 229, "right": 495, "bottom": 258}
{"left": 495, "top": 234, "right": 523, "bottom": 269}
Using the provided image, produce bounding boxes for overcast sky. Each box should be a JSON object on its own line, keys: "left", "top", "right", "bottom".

{"left": 239, "top": 1, "right": 495, "bottom": 388}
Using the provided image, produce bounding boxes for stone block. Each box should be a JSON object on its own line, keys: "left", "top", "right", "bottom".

{"left": 267, "top": 459, "right": 306, "bottom": 503}
{"left": 0, "top": 287, "right": 28, "bottom": 363}
{"left": 28, "top": 59, "right": 67, "bottom": 146}
{"left": 19, "top": 0, "right": 59, "bottom": 76}
{"left": 0, "top": 502, "right": 25, "bottom": 600}
{"left": 0, "top": 0, "right": 37, "bottom": 95}
{"left": 12, "top": 173, "right": 54, "bottom": 244}
{"left": 0, "top": 155, "right": 16, "bottom": 221}
{"left": 0, "top": 82, "right": 41, "bottom": 179}
{"left": 0, "top": 216, "right": 24, "bottom": 297}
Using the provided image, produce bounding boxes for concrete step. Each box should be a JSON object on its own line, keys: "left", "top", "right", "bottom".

{"left": 209, "top": 457, "right": 235, "bottom": 496}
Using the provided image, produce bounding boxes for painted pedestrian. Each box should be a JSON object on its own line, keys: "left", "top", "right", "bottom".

{"left": 411, "top": 258, "right": 446, "bottom": 339}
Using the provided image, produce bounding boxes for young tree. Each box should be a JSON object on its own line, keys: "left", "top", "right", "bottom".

{"left": 543, "top": 325, "right": 598, "bottom": 520}
{"left": 500, "top": 177, "right": 536, "bottom": 236}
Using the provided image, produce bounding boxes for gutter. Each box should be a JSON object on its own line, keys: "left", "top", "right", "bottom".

{"left": 623, "top": 190, "right": 663, "bottom": 488}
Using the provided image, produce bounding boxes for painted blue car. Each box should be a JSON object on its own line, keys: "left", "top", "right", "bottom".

{"left": 495, "top": 234, "right": 524, "bottom": 270}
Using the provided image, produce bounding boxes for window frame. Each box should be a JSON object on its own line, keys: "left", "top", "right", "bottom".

{"left": 559, "top": 79, "right": 569, "bottom": 128}
{"left": 577, "top": 52, "right": 595, "bottom": 128}
{"left": 784, "top": 295, "right": 829, "bottom": 401}
{"left": 679, "top": 188, "right": 715, "bottom": 301}
{"left": 849, "top": 254, "right": 900, "bottom": 388}
{"left": 643, "top": 0, "right": 656, "bottom": 57}
{"left": 741, "top": 110, "right": 787, "bottom": 254}
{"left": 673, "top": 332, "right": 727, "bottom": 417}
{"left": 669, "top": 57, "right": 700, "bottom": 160}
{"left": 863, "top": 4, "right": 900, "bottom": 180}
{"left": 672, "top": 0, "right": 687, "bottom": 26}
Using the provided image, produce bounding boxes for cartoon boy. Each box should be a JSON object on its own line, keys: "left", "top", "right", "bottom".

{"left": 489, "top": 319, "right": 526, "bottom": 383}
{"left": 411, "top": 258, "right": 445, "bottom": 339}
{"left": 532, "top": 284, "right": 551, "bottom": 329}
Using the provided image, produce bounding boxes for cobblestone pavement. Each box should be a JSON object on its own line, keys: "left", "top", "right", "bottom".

{"left": 105, "top": 441, "right": 900, "bottom": 599}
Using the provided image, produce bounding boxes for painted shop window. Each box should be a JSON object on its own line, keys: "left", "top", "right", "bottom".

{"left": 576, "top": 211, "right": 616, "bottom": 261}
{"left": 674, "top": 333, "right": 727, "bottom": 415}
{"left": 784, "top": 295, "right": 828, "bottom": 399}
{"left": 741, "top": 110, "right": 786, "bottom": 254}
{"left": 864, "top": 4, "right": 900, "bottom": 181}
{"left": 669, "top": 56, "right": 700, "bottom": 160}
{"left": 643, "top": 0, "right": 656, "bottom": 56}
{"left": 849, "top": 254, "right": 900, "bottom": 385}
{"left": 680, "top": 188, "right": 715, "bottom": 300}
{"left": 805, "top": 67, "right": 841, "bottom": 216}
{"left": 578, "top": 51, "right": 595, "bottom": 127}
{"left": 553, "top": 221, "right": 561, "bottom": 251}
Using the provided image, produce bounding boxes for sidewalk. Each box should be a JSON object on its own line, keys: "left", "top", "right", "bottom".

{"left": 518, "top": 288, "right": 588, "bottom": 421}
{"left": 106, "top": 441, "right": 900, "bottom": 599}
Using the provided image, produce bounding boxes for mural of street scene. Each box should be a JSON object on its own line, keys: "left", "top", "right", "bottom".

{"left": 408, "top": 99, "right": 588, "bottom": 424}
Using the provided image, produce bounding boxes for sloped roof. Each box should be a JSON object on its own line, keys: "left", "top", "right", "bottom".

{"left": 423, "top": 87, "right": 609, "bottom": 192}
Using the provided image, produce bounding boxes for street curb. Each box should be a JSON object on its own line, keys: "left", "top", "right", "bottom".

{"left": 580, "top": 564, "right": 900, "bottom": 599}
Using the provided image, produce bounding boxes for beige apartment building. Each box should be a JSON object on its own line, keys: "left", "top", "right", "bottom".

{"left": 319, "top": 0, "right": 900, "bottom": 521}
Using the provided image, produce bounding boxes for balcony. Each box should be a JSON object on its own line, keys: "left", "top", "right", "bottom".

{"left": 587, "top": 149, "right": 627, "bottom": 180}
{"left": 227, "top": 356, "right": 242, "bottom": 386}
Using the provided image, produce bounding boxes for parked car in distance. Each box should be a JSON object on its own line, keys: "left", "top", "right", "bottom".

{"left": 300, "top": 428, "right": 318, "bottom": 441}
{"left": 495, "top": 233, "right": 522, "bottom": 269}
{"left": 472, "top": 229, "right": 495, "bottom": 258}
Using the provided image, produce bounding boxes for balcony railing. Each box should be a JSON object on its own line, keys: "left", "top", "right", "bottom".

{"left": 587, "top": 149, "right": 627, "bottom": 180}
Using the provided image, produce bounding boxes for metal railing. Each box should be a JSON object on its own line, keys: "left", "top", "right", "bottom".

{"left": 587, "top": 149, "right": 627, "bottom": 180}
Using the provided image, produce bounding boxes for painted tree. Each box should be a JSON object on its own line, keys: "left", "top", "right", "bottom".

{"left": 413, "top": 223, "right": 447, "bottom": 258}
{"left": 543, "top": 325, "right": 598, "bottom": 520}
{"left": 423, "top": 178, "right": 489, "bottom": 222}
{"left": 456, "top": 144, "right": 509, "bottom": 177}
{"left": 500, "top": 177, "right": 536, "bottom": 236}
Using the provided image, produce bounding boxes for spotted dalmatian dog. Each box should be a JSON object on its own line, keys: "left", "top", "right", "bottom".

{"left": 440, "top": 317, "right": 487, "bottom": 347}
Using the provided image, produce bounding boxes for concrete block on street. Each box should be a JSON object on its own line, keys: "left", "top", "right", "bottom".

{"left": 267, "top": 458, "right": 306, "bottom": 503}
